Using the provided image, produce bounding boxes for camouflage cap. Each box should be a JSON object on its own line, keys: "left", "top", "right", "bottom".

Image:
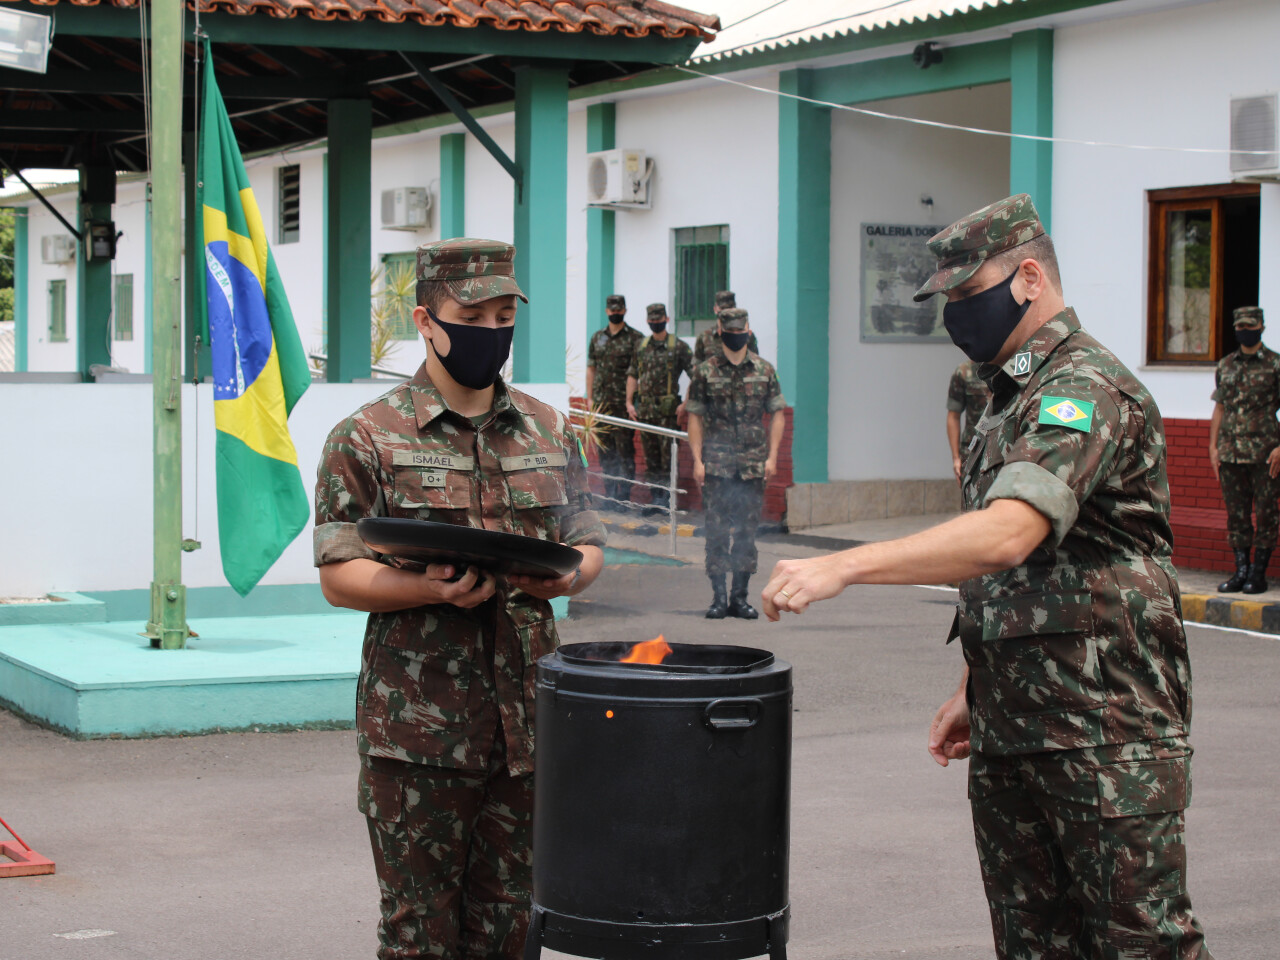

{"left": 714, "top": 290, "right": 736, "bottom": 309}
{"left": 646, "top": 302, "right": 667, "bottom": 320}
{"left": 415, "top": 238, "right": 528, "bottom": 305}
{"left": 913, "top": 194, "right": 1046, "bottom": 302}
{"left": 1233, "top": 305, "right": 1264, "bottom": 327}
{"left": 719, "top": 307, "right": 748, "bottom": 331}
{"left": 606, "top": 294, "right": 626, "bottom": 310}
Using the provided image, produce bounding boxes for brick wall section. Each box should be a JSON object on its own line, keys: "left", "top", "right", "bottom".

{"left": 1164, "top": 417, "right": 1280, "bottom": 576}
{"left": 570, "top": 399, "right": 794, "bottom": 523}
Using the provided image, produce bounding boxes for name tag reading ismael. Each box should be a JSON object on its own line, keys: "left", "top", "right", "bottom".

{"left": 501, "top": 452, "right": 569, "bottom": 471}
{"left": 393, "top": 451, "right": 475, "bottom": 471}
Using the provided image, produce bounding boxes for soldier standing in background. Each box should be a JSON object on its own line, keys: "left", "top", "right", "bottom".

{"left": 687, "top": 307, "right": 786, "bottom": 619}
{"left": 694, "top": 290, "right": 759, "bottom": 363}
{"left": 626, "top": 302, "right": 694, "bottom": 514}
{"left": 1208, "top": 305, "right": 1280, "bottom": 594}
{"left": 946, "top": 359, "right": 992, "bottom": 482}
{"left": 586, "top": 294, "right": 644, "bottom": 508}
{"left": 762, "top": 196, "right": 1211, "bottom": 959}
{"left": 313, "top": 238, "right": 606, "bottom": 960}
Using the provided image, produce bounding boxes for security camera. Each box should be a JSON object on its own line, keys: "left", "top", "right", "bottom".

{"left": 912, "top": 41, "right": 943, "bottom": 69}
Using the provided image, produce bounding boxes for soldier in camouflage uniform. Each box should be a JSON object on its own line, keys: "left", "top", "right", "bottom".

{"left": 694, "top": 290, "right": 760, "bottom": 363}
{"left": 1208, "top": 306, "right": 1280, "bottom": 593}
{"left": 314, "top": 238, "right": 607, "bottom": 960}
{"left": 762, "top": 196, "right": 1212, "bottom": 960}
{"left": 587, "top": 294, "right": 645, "bottom": 507}
{"left": 687, "top": 307, "right": 786, "bottom": 620}
{"left": 625, "top": 302, "right": 694, "bottom": 512}
{"left": 946, "top": 359, "right": 991, "bottom": 482}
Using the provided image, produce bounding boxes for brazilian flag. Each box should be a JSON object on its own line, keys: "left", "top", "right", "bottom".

{"left": 197, "top": 38, "right": 310, "bottom": 596}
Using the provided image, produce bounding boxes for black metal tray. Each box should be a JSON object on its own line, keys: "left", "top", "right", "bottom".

{"left": 357, "top": 517, "right": 582, "bottom": 579}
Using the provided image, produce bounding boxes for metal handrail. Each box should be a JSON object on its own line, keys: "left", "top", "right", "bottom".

{"left": 308, "top": 352, "right": 414, "bottom": 380}
{"left": 574, "top": 409, "right": 688, "bottom": 440}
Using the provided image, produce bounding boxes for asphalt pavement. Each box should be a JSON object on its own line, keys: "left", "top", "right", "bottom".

{"left": 2, "top": 524, "right": 1277, "bottom": 959}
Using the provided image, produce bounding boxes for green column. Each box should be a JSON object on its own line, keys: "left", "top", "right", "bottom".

{"left": 13, "top": 208, "right": 27, "bottom": 372}
{"left": 183, "top": 134, "right": 210, "bottom": 381}
{"left": 326, "top": 99, "right": 372, "bottom": 383}
{"left": 777, "top": 69, "right": 831, "bottom": 484}
{"left": 1010, "top": 29, "right": 1053, "bottom": 231}
{"left": 144, "top": 184, "right": 153, "bottom": 374}
{"left": 76, "top": 166, "right": 114, "bottom": 379}
{"left": 146, "top": 0, "right": 189, "bottom": 649}
{"left": 512, "top": 64, "right": 568, "bottom": 384}
{"left": 439, "top": 132, "right": 466, "bottom": 239}
{"left": 586, "top": 101, "right": 616, "bottom": 336}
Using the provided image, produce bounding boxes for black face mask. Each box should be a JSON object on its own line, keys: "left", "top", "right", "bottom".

{"left": 607, "top": 313, "right": 625, "bottom": 326}
{"left": 648, "top": 321, "right": 668, "bottom": 334}
{"left": 427, "top": 309, "right": 514, "bottom": 390}
{"left": 1236, "top": 328, "right": 1263, "bottom": 348}
{"left": 722, "top": 330, "right": 750, "bottom": 352}
{"left": 941, "top": 269, "right": 1032, "bottom": 363}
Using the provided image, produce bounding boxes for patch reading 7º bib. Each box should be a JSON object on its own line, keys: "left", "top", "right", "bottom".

{"left": 1038, "top": 396, "right": 1094, "bottom": 433}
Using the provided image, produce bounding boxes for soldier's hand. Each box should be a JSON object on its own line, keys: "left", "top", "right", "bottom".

{"left": 693, "top": 460, "right": 706, "bottom": 484}
{"left": 927, "top": 688, "right": 971, "bottom": 767}
{"left": 420, "top": 564, "right": 496, "bottom": 609}
{"left": 761, "top": 555, "right": 850, "bottom": 620}
{"left": 1268, "top": 447, "right": 1280, "bottom": 479}
{"left": 1208, "top": 446, "right": 1220, "bottom": 480}
{"left": 626, "top": 403, "right": 638, "bottom": 420}
{"left": 676, "top": 402, "right": 686, "bottom": 419}
{"left": 508, "top": 568, "right": 576, "bottom": 600}
{"left": 952, "top": 455, "right": 963, "bottom": 483}
{"left": 765, "top": 457, "right": 778, "bottom": 482}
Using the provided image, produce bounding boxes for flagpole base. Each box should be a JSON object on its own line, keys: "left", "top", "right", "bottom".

{"left": 142, "top": 582, "right": 193, "bottom": 650}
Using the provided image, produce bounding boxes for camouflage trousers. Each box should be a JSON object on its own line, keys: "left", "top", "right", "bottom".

{"left": 703, "top": 475, "right": 765, "bottom": 577}
{"left": 968, "top": 737, "right": 1212, "bottom": 960}
{"left": 1218, "top": 461, "right": 1280, "bottom": 551}
{"left": 359, "top": 739, "right": 533, "bottom": 960}
{"left": 638, "top": 412, "right": 679, "bottom": 502}
{"left": 596, "top": 404, "right": 635, "bottom": 503}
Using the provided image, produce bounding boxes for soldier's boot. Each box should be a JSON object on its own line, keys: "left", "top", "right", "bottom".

{"left": 705, "top": 576, "right": 729, "bottom": 619}
{"left": 1242, "top": 547, "right": 1272, "bottom": 594}
{"left": 727, "top": 573, "right": 759, "bottom": 620}
{"left": 1218, "top": 549, "right": 1251, "bottom": 593}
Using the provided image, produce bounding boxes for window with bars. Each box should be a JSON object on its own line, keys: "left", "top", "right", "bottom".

{"left": 673, "top": 225, "right": 729, "bottom": 337}
{"left": 113, "top": 273, "right": 133, "bottom": 341}
{"left": 378, "top": 252, "right": 419, "bottom": 341}
{"left": 277, "top": 164, "right": 301, "bottom": 244}
{"left": 1147, "top": 183, "right": 1260, "bottom": 364}
{"left": 48, "top": 279, "right": 66, "bottom": 342}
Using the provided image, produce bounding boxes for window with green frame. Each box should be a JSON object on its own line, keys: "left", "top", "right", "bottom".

{"left": 378, "top": 252, "right": 419, "bottom": 341}
{"left": 277, "top": 164, "right": 301, "bottom": 244}
{"left": 114, "top": 273, "right": 134, "bottom": 341}
{"left": 673, "top": 225, "right": 729, "bottom": 337}
{"left": 48, "top": 278, "right": 67, "bottom": 342}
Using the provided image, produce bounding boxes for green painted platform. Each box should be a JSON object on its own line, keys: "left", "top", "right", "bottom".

{"left": 0, "top": 613, "right": 366, "bottom": 739}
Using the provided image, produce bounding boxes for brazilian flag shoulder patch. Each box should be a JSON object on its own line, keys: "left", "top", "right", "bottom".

{"left": 1038, "top": 396, "right": 1094, "bottom": 432}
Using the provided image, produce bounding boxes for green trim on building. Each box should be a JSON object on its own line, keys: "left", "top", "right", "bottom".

{"left": 76, "top": 169, "right": 113, "bottom": 379}
{"left": 1010, "top": 29, "right": 1054, "bottom": 229}
{"left": 439, "top": 132, "right": 466, "bottom": 239}
{"left": 325, "top": 99, "right": 373, "bottom": 383}
{"left": 586, "top": 101, "right": 616, "bottom": 337}
{"left": 321, "top": 153, "right": 328, "bottom": 354}
{"left": 512, "top": 65, "right": 568, "bottom": 384}
{"left": 810, "top": 38, "right": 1011, "bottom": 105}
{"left": 13, "top": 207, "right": 27, "bottom": 372}
{"left": 776, "top": 69, "right": 831, "bottom": 485}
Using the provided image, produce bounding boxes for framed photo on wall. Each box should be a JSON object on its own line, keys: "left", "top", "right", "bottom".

{"left": 859, "top": 223, "right": 947, "bottom": 343}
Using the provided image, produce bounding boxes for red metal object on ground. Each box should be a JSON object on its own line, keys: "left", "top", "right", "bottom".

{"left": 0, "top": 815, "right": 55, "bottom": 878}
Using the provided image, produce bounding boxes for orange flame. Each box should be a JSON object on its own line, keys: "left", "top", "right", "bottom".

{"left": 619, "top": 635, "right": 672, "bottom": 665}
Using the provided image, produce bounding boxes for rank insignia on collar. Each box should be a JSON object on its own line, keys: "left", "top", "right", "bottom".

{"left": 1012, "top": 351, "right": 1032, "bottom": 376}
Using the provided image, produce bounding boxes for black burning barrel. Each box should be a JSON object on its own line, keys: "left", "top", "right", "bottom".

{"left": 525, "top": 640, "right": 792, "bottom": 960}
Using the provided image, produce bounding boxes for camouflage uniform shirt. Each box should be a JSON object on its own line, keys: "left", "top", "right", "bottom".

{"left": 686, "top": 352, "right": 786, "bottom": 479}
{"left": 588, "top": 323, "right": 645, "bottom": 410}
{"left": 314, "top": 367, "right": 605, "bottom": 776}
{"left": 955, "top": 309, "right": 1191, "bottom": 756}
{"left": 1211, "top": 345, "right": 1280, "bottom": 463}
{"left": 694, "top": 327, "right": 760, "bottom": 364}
{"left": 946, "top": 360, "right": 991, "bottom": 452}
{"left": 627, "top": 334, "right": 694, "bottom": 418}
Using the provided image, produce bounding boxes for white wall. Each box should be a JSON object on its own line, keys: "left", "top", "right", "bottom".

{"left": 0, "top": 379, "right": 572, "bottom": 596}
{"left": 22, "top": 189, "right": 79, "bottom": 373}
{"left": 828, "top": 84, "right": 1012, "bottom": 481}
{"left": 1052, "top": 0, "right": 1280, "bottom": 420}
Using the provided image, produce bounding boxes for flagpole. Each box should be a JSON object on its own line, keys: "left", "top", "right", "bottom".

{"left": 145, "top": 0, "right": 190, "bottom": 650}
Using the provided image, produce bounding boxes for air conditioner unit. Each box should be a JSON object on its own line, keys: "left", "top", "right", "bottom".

{"left": 381, "top": 186, "right": 432, "bottom": 230}
{"left": 586, "top": 148, "right": 653, "bottom": 208}
{"left": 41, "top": 234, "right": 76, "bottom": 263}
{"left": 1230, "top": 94, "right": 1279, "bottom": 179}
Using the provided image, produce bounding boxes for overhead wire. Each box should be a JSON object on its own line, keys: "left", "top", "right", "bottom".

{"left": 675, "top": 65, "right": 1279, "bottom": 158}
{"left": 700, "top": 0, "right": 927, "bottom": 60}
